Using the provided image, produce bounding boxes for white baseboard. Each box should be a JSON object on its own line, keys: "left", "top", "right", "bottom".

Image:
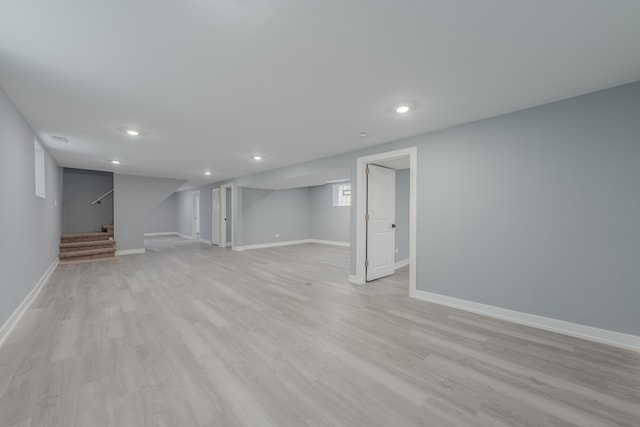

{"left": 234, "top": 239, "right": 309, "bottom": 251}
{"left": 395, "top": 258, "right": 409, "bottom": 269}
{"left": 308, "top": 239, "right": 350, "bottom": 247}
{"left": 236, "top": 238, "right": 351, "bottom": 252}
{"left": 144, "top": 232, "right": 177, "bottom": 237}
{"left": 412, "top": 290, "right": 640, "bottom": 352}
{"left": 0, "top": 259, "right": 58, "bottom": 349}
{"left": 349, "top": 274, "right": 365, "bottom": 285}
{"left": 176, "top": 233, "right": 193, "bottom": 240}
{"left": 199, "top": 239, "right": 212, "bottom": 245}
{"left": 116, "top": 248, "right": 146, "bottom": 256}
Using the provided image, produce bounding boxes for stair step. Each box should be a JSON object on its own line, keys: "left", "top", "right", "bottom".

{"left": 59, "top": 247, "right": 116, "bottom": 260}
{"left": 60, "top": 240, "right": 115, "bottom": 251}
{"left": 58, "top": 253, "right": 116, "bottom": 264}
{"left": 102, "top": 224, "right": 114, "bottom": 234}
{"left": 61, "top": 232, "right": 111, "bottom": 243}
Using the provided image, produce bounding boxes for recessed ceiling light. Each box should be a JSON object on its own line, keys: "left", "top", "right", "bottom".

{"left": 396, "top": 105, "right": 410, "bottom": 114}
{"left": 204, "top": 171, "right": 212, "bottom": 175}
{"left": 111, "top": 160, "right": 121, "bottom": 164}
{"left": 126, "top": 129, "right": 140, "bottom": 136}
{"left": 253, "top": 155, "right": 263, "bottom": 161}
{"left": 359, "top": 132, "right": 368, "bottom": 138}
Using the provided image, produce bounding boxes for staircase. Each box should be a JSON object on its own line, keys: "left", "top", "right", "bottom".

{"left": 59, "top": 224, "right": 116, "bottom": 263}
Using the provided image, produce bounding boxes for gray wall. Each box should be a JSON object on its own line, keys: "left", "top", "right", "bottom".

{"left": 196, "top": 81, "right": 640, "bottom": 336}
{"left": 395, "top": 170, "right": 409, "bottom": 262}
{"left": 113, "top": 174, "right": 185, "bottom": 251}
{"left": 243, "top": 187, "right": 311, "bottom": 246}
{"left": 0, "top": 86, "right": 61, "bottom": 328}
{"left": 62, "top": 168, "right": 113, "bottom": 233}
{"left": 144, "top": 193, "right": 178, "bottom": 233}
{"left": 309, "top": 183, "right": 350, "bottom": 243}
{"left": 175, "top": 191, "right": 193, "bottom": 237}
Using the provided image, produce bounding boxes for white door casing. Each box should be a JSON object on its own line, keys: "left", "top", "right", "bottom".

{"left": 220, "top": 183, "right": 233, "bottom": 248}
{"left": 366, "top": 164, "right": 395, "bottom": 281}
{"left": 211, "top": 188, "right": 221, "bottom": 246}
{"left": 192, "top": 191, "right": 200, "bottom": 239}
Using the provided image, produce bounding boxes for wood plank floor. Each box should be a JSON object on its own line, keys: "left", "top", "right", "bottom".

{"left": 0, "top": 236, "right": 638, "bottom": 426}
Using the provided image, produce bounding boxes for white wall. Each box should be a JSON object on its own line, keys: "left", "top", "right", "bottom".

{"left": 113, "top": 174, "right": 185, "bottom": 251}
{"left": 309, "top": 183, "right": 350, "bottom": 243}
{"left": 0, "top": 86, "right": 61, "bottom": 328}
{"left": 145, "top": 193, "right": 178, "bottom": 234}
{"left": 242, "top": 187, "right": 310, "bottom": 246}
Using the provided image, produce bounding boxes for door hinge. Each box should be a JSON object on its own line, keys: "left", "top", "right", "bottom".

{"left": 365, "top": 214, "right": 369, "bottom": 221}
{"left": 365, "top": 259, "right": 369, "bottom": 268}
{"left": 365, "top": 167, "right": 370, "bottom": 175}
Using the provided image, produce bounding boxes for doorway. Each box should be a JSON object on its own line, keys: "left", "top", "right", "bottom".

{"left": 220, "top": 184, "right": 233, "bottom": 248}
{"left": 192, "top": 191, "right": 200, "bottom": 240}
{"left": 354, "top": 147, "right": 417, "bottom": 296}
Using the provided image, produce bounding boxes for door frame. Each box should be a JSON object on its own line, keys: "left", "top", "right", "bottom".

{"left": 192, "top": 190, "right": 200, "bottom": 240}
{"left": 353, "top": 147, "right": 417, "bottom": 297}
{"left": 211, "top": 188, "right": 221, "bottom": 246}
{"left": 220, "top": 183, "right": 234, "bottom": 248}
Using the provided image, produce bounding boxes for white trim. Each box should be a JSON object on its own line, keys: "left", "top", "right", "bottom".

{"left": 176, "top": 233, "right": 193, "bottom": 240}
{"left": 144, "top": 232, "right": 178, "bottom": 236}
{"left": 234, "top": 239, "right": 310, "bottom": 251}
{"left": 356, "top": 147, "right": 417, "bottom": 293}
{"left": 308, "top": 239, "right": 350, "bottom": 247}
{"left": 220, "top": 183, "right": 234, "bottom": 249}
{"left": 235, "top": 239, "right": 351, "bottom": 251}
{"left": 348, "top": 274, "right": 362, "bottom": 285}
{"left": 413, "top": 290, "right": 640, "bottom": 351}
{"left": 115, "top": 248, "right": 146, "bottom": 256}
{"left": 199, "top": 239, "right": 212, "bottom": 245}
{"left": 0, "top": 259, "right": 58, "bottom": 349}
{"left": 395, "top": 258, "right": 409, "bottom": 269}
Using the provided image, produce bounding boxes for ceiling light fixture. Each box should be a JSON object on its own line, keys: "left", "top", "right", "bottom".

{"left": 111, "top": 160, "right": 121, "bottom": 164}
{"left": 204, "top": 171, "right": 211, "bottom": 175}
{"left": 126, "top": 129, "right": 140, "bottom": 136}
{"left": 359, "top": 132, "right": 368, "bottom": 138}
{"left": 253, "top": 155, "right": 263, "bottom": 161}
{"left": 396, "top": 105, "right": 410, "bottom": 114}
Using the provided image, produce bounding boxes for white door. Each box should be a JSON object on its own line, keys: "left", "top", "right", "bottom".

{"left": 366, "top": 164, "right": 395, "bottom": 281}
{"left": 192, "top": 191, "right": 200, "bottom": 239}
{"left": 211, "top": 188, "right": 221, "bottom": 246}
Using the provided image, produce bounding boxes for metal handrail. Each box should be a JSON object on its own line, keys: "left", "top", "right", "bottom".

{"left": 91, "top": 188, "right": 113, "bottom": 205}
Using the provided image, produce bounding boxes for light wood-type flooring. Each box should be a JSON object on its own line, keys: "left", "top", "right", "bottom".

{"left": 0, "top": 236, "right": 638, "bottom": 426}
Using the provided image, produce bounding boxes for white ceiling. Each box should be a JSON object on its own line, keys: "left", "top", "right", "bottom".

{"left": 1, "top": 1, "right": 639, "bottom": 190}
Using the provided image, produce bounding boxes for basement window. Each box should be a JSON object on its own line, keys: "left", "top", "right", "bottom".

{"left": 34, "top": 140, "right": 46, "bottom": 199}
{"left": 332, "top": 183, "right": 351, "bottom": 207}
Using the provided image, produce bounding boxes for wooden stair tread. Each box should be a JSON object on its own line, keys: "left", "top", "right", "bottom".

{"left": 60, "top": 240, "right": 115, "bottom": 249}
{"left": 59, "top": 247, "right": 116, "bottom": 259}
{"left": 61, "top": 233, "right": 111, "bottom": 243}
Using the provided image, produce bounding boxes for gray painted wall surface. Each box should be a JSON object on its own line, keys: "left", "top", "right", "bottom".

{"left": 243, "top": 188, "right": 310, "bottom": 246}
{"left": 395, "top": 170, "right": 409, "bottom": 262}
{"left": 175, "top": 191, "right": 193, "bottom": 237}
{"left": 198, "top": 189, "right": 211, "bottom": 242}
{"left": 197, "top": 81, "right": 640, "bottom": 336}
{"left": 113, "top": 174, "right": 184, "bottom": 251}
{"left": 144, "top": 193, "right": 178, "bottom": 233}
{"left": 62, "top": 168, "right": 113, "bottom": 233}
{"left": 309, "top": 184, "right": 350, "bottom": 243}
{"left": 0, "top": 87, "right": 61, "bottom": 328}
